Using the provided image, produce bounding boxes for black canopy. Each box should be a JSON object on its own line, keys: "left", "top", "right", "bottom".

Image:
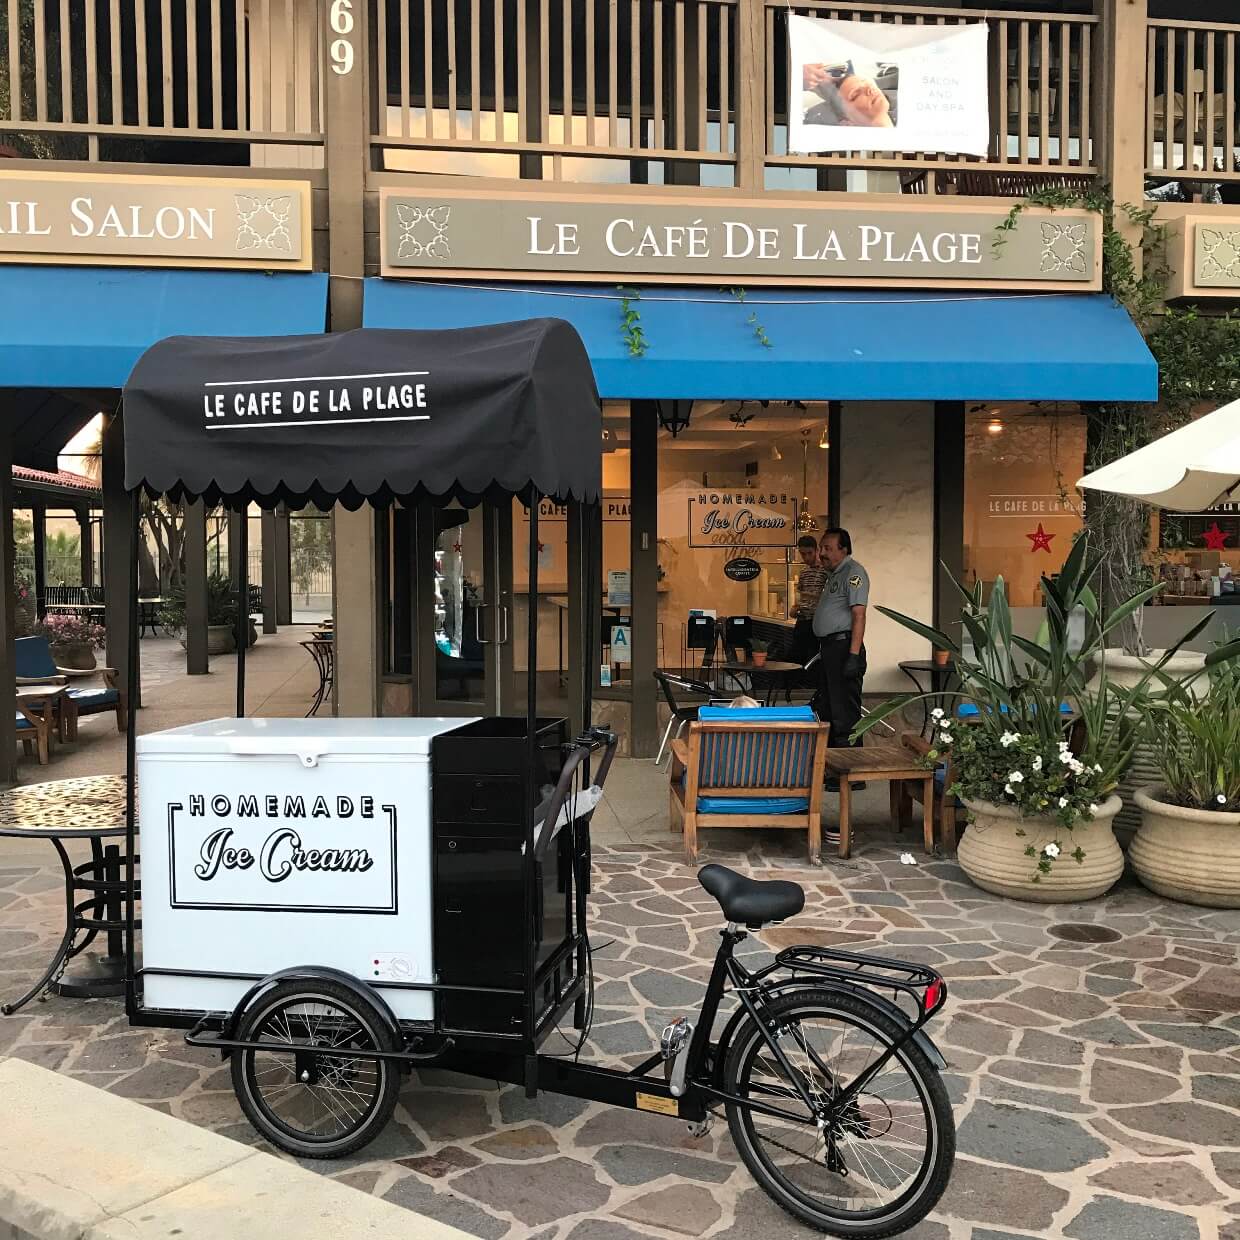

{"left": 122, "top": 319, "right": 601, "bottom": 509}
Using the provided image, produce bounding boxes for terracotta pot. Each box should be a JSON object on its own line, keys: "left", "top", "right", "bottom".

{"left": 1130, "top": 786, "right": 1240, "bottom": 909}
{"left": 51, "top": 640, "right": 97, "bottom": 671}
{"left": 933, "top": 649, "right": 951, "bottom": 667}
{"left": 751, "top": 651, "right": 767, "bottom": 668}
{"left": 958, "top": 795, "right": 1124, "bottom": 903}
{"left": 1087, "top": 649, "right": 1206, "bottom": 849}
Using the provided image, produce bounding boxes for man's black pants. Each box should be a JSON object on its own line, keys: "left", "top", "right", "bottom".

{"left": 812, "top": 635, "right": 866, "bottom": 747}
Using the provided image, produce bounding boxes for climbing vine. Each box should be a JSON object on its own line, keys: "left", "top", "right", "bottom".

{"left": 993, "top": 185, "right": 1240, "bottom": 653}
{"left": 617, "top": 286, "right": 648, "bottom": 357}
{"left": 729, "top": 287, "right": 773, "bottom": 348}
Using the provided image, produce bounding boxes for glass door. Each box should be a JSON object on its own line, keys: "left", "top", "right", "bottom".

{"left": 415, "top": 500, "right": 514, "bottom": 715}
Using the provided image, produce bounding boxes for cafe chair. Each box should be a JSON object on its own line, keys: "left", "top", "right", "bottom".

{"left": 653, "top": 670, "right": 728, "bottom": 767}
{"left": 899, "top": 732, "right": 959, "bottom": 853}
{"left": 668, "top": 705, "right": 830, "bottom": 865}
{"left": 15, "top": 637, "right": 127, "bottom": 735}
{"left": 15, "top": 693, "right": 61, "bottom": 766}
{"left": 684, "top": 614, "right": 718, "bottom": 671}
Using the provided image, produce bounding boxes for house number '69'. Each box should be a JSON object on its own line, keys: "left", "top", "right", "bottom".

{"left": 329, "top": 0, "right": 355, "bottom": 75}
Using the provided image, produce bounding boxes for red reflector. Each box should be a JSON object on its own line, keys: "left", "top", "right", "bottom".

{"left": 925, "top": 979, "right": 943, "bottom": 1010}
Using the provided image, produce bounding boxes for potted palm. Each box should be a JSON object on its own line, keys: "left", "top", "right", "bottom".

{"left": 160, "top": 573, "right": 252, "bottom": 653}
{"left": 1130, "top": 647, "right": 1240, "bottom": 907}
{"left": 860, "top": 537, "right": 1222, "bottom": 902}
{"left": 32, "top": 613, "right": 106, "bottom": 670}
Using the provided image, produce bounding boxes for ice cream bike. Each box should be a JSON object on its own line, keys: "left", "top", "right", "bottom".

{"left": 118, "top": 319, "right": 954, "bottom": 1238}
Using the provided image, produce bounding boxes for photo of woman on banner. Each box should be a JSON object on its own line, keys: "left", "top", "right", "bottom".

{"left": 802, "top": 59, "right": 899, "bottom": 129}
{"left": 786, "top": 13, "right": 990, "bottom": 159}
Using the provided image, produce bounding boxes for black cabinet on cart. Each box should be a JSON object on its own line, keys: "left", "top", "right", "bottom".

{"left": 431, "top": 717, "right": 572, "bottom": 1035}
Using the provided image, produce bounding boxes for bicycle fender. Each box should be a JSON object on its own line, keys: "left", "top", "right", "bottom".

{"left": 222, "top": 965, "right": 403, "bottom": 1052}
{"left": 713, "top": 980, "right": 947, "bottom": 1079}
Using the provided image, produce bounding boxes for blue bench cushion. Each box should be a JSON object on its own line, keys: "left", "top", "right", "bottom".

{"left": 691, "top": 705, "right": 817, "bottom": 815}
{"left": 956, "top": 701, "right": 1073, "bottom": 718}
{"left": 68, "top": 688, "right": 119, "bottom": 710}
{"left": 14, "top": 713, "right": 34, "bottom": 730}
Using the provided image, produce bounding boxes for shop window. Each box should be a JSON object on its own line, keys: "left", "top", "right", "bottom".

{"left": 962, "top": 404, "right": 1085, "bottom": 609}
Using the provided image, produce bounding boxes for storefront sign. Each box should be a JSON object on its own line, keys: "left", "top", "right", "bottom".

{"left": 522, "top": 495, "right": 630, "bottom": 522}
{"left": 0, "top": 169, "right": 311, "bottom": 269}
{"left": 788, "top": 15, "right": 989, "bottom": 157}
{"left": 168, "top": 794, "right": 398, "bottom": 913}
{"left": 724, "top": 557, "right": 763, "bottom": 582}
{"left": 689, "top": 492, "right": 798, "bottom": 548}
{"left": 380, "top": 189, "right": 1100, "bottom": 288}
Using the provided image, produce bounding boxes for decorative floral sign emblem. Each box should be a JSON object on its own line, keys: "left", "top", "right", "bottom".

{"left": 396, "top": 204, "right": 452, "bottom": 261}
{"left": 1039, "top": 221, "right": 1088, "bottom": 274}
{"left": 234, "top": 194, "right": 294, "bottom": 253}
{"left": 1198, "top": 228, "right": 1240, "bottom": 283}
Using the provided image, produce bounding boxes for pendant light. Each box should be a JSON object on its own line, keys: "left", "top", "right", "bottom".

{"left": 797, "top": 429, "right": 818, "bottom": 534}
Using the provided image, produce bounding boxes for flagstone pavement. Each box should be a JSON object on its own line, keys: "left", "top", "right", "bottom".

{"left": 0, "top": 634, "right": 1238, "bottom": 1239}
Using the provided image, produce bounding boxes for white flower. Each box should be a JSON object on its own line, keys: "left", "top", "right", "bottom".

{"left": 1058, "top": 749, "right": 1074, "bottom": 764}
{"left": 899, "top": 852, "right": 917, "bottom": 866}
{"left": 931, "top": 708, "right": 944, "bottom": 720}
{"left": 1088, "top": 803, "right": 1099, "bottom": 815}
{"left": 939, "top": 734, "right": 953, "bottom": 746}
{"left": 1004, "top": 784, "right": 1015, "bottom": 796}
{"left": 1044, "top": 842, "right": 1061, "bottom": 859}
{"left": 1094, "top": 764, "right": 1103, "bottom": 774}
{"left": 1008, "top": 771, "right": 1025, "bottom": 784}
{"left": 1000, "top": 731, "right": 1019, "bottom": 748}
{"left": 1218, "top": 794, "right": 1228, "bottom": 805}
{"left": 940, "top": 719, "right": 952, "bottom": 729}
{"left": 1058, "top": 796, "right": 1069, "bottom": 808}
{"left": 1032, "top": 756, "right": 1043, "bottom": 772}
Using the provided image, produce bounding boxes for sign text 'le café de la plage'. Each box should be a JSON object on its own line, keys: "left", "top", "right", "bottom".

{"left": 382, "top": 190, "right": 1101, "bottom": 287}
{"left": 0, "top": 169, "right": 311, "bottom": 268}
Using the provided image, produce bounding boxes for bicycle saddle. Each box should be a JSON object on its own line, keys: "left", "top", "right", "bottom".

{"left": 698, "top": 864, "right": 805, "bottom": 928}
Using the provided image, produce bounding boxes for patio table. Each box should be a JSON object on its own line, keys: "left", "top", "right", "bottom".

{"left": 716, "top": 659, "right": 803, "bottom": 706}
{"left": 0, "top": 774, "right": 137, "bottom": 1014}
{"left": 301, "top": 638, "right": 334, "bottom": 716}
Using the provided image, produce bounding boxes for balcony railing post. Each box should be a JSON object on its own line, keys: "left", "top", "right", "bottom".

{"left": 736, "top": 0, "right": 765, "bottom": 190}
{"left": 1099, "top": 0, "right": 1148, "bottom": 253}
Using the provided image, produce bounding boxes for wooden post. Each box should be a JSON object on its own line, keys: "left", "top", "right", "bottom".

{"left": 629, "top": 401, "right": 659, "bottom": 758}
{"left": 274, "top": 505, "right": 292, "bottom": 626}
{"left": 31, "top": 503, "right": 46, "bottom": 617}
{"left": 934, "top": 402, "right": 965, "bottom": 645}
{"left": 261, "top": 509, "right": 278, "bottom": 634}
{"left": 0, "top": 424, "right": 16, "bottom": 784}
{"left": 78, "top": 506, "right": 93, "bottom": 588}
{"left": 1099, "top": 0, "right": 1148, "bottom": 257}
{"left": 101, "top": 413, "right": 137, "bottom": 709}
{"left": 184, "top": 498, "right": 208, "bottom": 676}
{"left": 734, "top": 0, "right": 765, "bottom": 192}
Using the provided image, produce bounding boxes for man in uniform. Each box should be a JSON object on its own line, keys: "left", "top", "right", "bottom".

{"left": 811, "top": 527, "right": 869, "bottom": 749}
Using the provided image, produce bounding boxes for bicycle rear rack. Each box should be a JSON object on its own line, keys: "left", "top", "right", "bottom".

{"left": 773, "top": 944, "right": 947, "bottom": 1020}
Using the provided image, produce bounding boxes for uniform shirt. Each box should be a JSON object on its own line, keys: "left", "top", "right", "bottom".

{"left": 795, "top": 565, "right": 828, "bottom": 618}
{"left": 812, "top": 556, "right": 871, "bottom": 637}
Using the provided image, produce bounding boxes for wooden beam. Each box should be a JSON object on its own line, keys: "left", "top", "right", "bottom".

{"left": 78, "top": 507, "right": 93, "bottom": 588}
{"left": 274, "top": 504, "right": 292, "bottom": 626}
{"left": 101, "top": 413, "right": 136, "bottom": 708}
{"left": 184, "top": 498, "right": 208, "bottom": 676}
{"left": 0, "top": 419, "right": 16, "bottom": 784}
{"left": 261, "top": 508, "right": 278, "bottom": 634}
{"left": 629, "top": 400, "right": 659, "bottom": 758}
{"left": 31, "top": 504, "right": 46, "bottom": 618}
{"left": 933, "top": 402, "right": 965, "bottom": 643}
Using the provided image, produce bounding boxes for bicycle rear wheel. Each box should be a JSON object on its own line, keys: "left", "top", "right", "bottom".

{"left": 723, "top": 988, "right": 954, "bottom": 1238}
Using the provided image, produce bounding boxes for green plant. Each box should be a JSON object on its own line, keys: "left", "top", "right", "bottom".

{"left": 617, "top": 287, "right": 648, "bottom": 357}
{"left": 159, "top": 571, "right": 240, "bottom": 634}
{"left": 750, "top": 638, "right": 769, "bottom": 655}
{"left": 860, "top": 536, "right": 1238, "bottom": 879}
{"left": 1147, "top": 636, "right": 1240, "bottom": 812}
{"left": 729, "top": 288, "right": 772, "bottom": 347}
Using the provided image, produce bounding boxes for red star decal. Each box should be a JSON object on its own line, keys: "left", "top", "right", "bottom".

{"left": 1026, "top": 523, "right": 1055, "bottom": 554}
{"left": 1203, "top": 521, "right": 1231, "bottom": 551}
{"left": 537, "top": 541, "right": 546, "bottom": 554}
{"left": 451, "top": 541, "right": 462, "bottom": 554}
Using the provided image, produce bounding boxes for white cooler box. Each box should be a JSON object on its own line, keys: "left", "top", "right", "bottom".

{"left": 137, "top": 716, "right": 478, "bottom": 1022}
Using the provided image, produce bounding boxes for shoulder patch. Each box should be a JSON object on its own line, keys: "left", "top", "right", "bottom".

{"left": 849, "top": 574, "right": 863, "bottom": 589}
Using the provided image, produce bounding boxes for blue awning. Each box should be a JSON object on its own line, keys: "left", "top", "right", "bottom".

{"left": 363, "top": 280, "right": 1156, "bottom": 403}
{"left": 0, "top": 267, "right": 329, "bottom": 389}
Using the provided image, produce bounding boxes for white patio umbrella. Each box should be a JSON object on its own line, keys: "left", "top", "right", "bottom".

{"left": 1076, "top": 398, "right": 1240, "bottom": 512}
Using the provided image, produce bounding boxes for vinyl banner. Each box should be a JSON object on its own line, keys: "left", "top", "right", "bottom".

{"left": 788, "top": 15, "right": 990, "bottom": 157}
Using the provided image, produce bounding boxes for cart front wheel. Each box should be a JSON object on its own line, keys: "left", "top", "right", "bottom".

{"left": 230, "top": 978, "right": 401, "bottom": 1159}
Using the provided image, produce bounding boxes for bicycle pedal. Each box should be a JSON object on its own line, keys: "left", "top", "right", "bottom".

{"left": 660, "top": 1017, "right": 694, "bottom": 1098}
{"left": 685, "top": 1116, "right": 713, "bottom": 1140}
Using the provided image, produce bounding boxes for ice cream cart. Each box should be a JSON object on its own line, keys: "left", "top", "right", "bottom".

{"left": 117, "top": 319, "right": 955, "bottom": 1238}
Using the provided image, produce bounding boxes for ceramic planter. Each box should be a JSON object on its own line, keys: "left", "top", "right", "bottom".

{"left": 958, "top": 795, "right": 1124, "bottom": 903}
{"left": 1087, "top": 649, "right": 1206, "bottom": 849}
{"left": 51, "top": 640, "right": 97, "bottom": 671}
{"left": 1130, "top": 786, "right": 1240, "bottom": 909}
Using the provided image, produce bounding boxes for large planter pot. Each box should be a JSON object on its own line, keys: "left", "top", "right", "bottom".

{"left": 1130, "top": 785, "right": 1240, "bottom": 908}
{"left": 1087, "top": 649, "right": 1206, "bottom": 849}
{"left": 205, "top": 626, "right": 235, "bottom": 654}
{"left": 958, "top": 795, "right": 1125, "bottom": 903}
{"left": 50, "top": 640, "right": 97, "bottom": 671}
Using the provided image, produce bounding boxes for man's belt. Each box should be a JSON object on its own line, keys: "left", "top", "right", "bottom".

{"left": 820, "top": 631, "right": 850, "bottom": 642}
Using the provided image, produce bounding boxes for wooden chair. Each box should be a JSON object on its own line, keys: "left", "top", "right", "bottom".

{"left": 900, "top": 733, "right": 958, "bottom": 853}
{"left": 16, "top": 692, "right": 63, "bottom": 765}
{"left": 15, "top": 637, "right": 127, "bottom": 735}
{"left": 668, "top": 706, "right": 830, "bottom": 865}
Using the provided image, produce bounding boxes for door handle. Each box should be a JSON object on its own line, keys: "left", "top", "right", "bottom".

{"left": 499, "top": 605, "right": 510, "bottom": 645}
{"left": 474, "top": 604, "right": 492, "bottom": 645}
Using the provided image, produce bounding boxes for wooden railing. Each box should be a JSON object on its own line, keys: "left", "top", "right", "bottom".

{"left": 765, "top": 2, "right": 1098, "bottom": 193}
{"left": 1147, "top": 16, "right": 1240, "bottom": 189}
{"left": 0, "top": 0, "right": 322, "bottom": 159}
{"left": 370, "top": 0, "right": 740, "bottom": 175}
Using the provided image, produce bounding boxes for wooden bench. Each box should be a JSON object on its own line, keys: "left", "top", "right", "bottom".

{"left": 668, "top": 707, "right": 829, "bottom": 865}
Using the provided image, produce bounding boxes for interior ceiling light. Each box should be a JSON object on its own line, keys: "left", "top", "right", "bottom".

{"left": 771, "top": 442, "right": 783, "bottom": 461}
{"left": 987, "top": 416, "right": 1004, "bottom": 435}
{"left": 818, "top": 427, "right": 829, "bottom": 449}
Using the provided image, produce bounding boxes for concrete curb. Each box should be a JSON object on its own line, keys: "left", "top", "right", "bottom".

{"left": 0, "top": 1057, "right": 470, "bottom": 1239}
